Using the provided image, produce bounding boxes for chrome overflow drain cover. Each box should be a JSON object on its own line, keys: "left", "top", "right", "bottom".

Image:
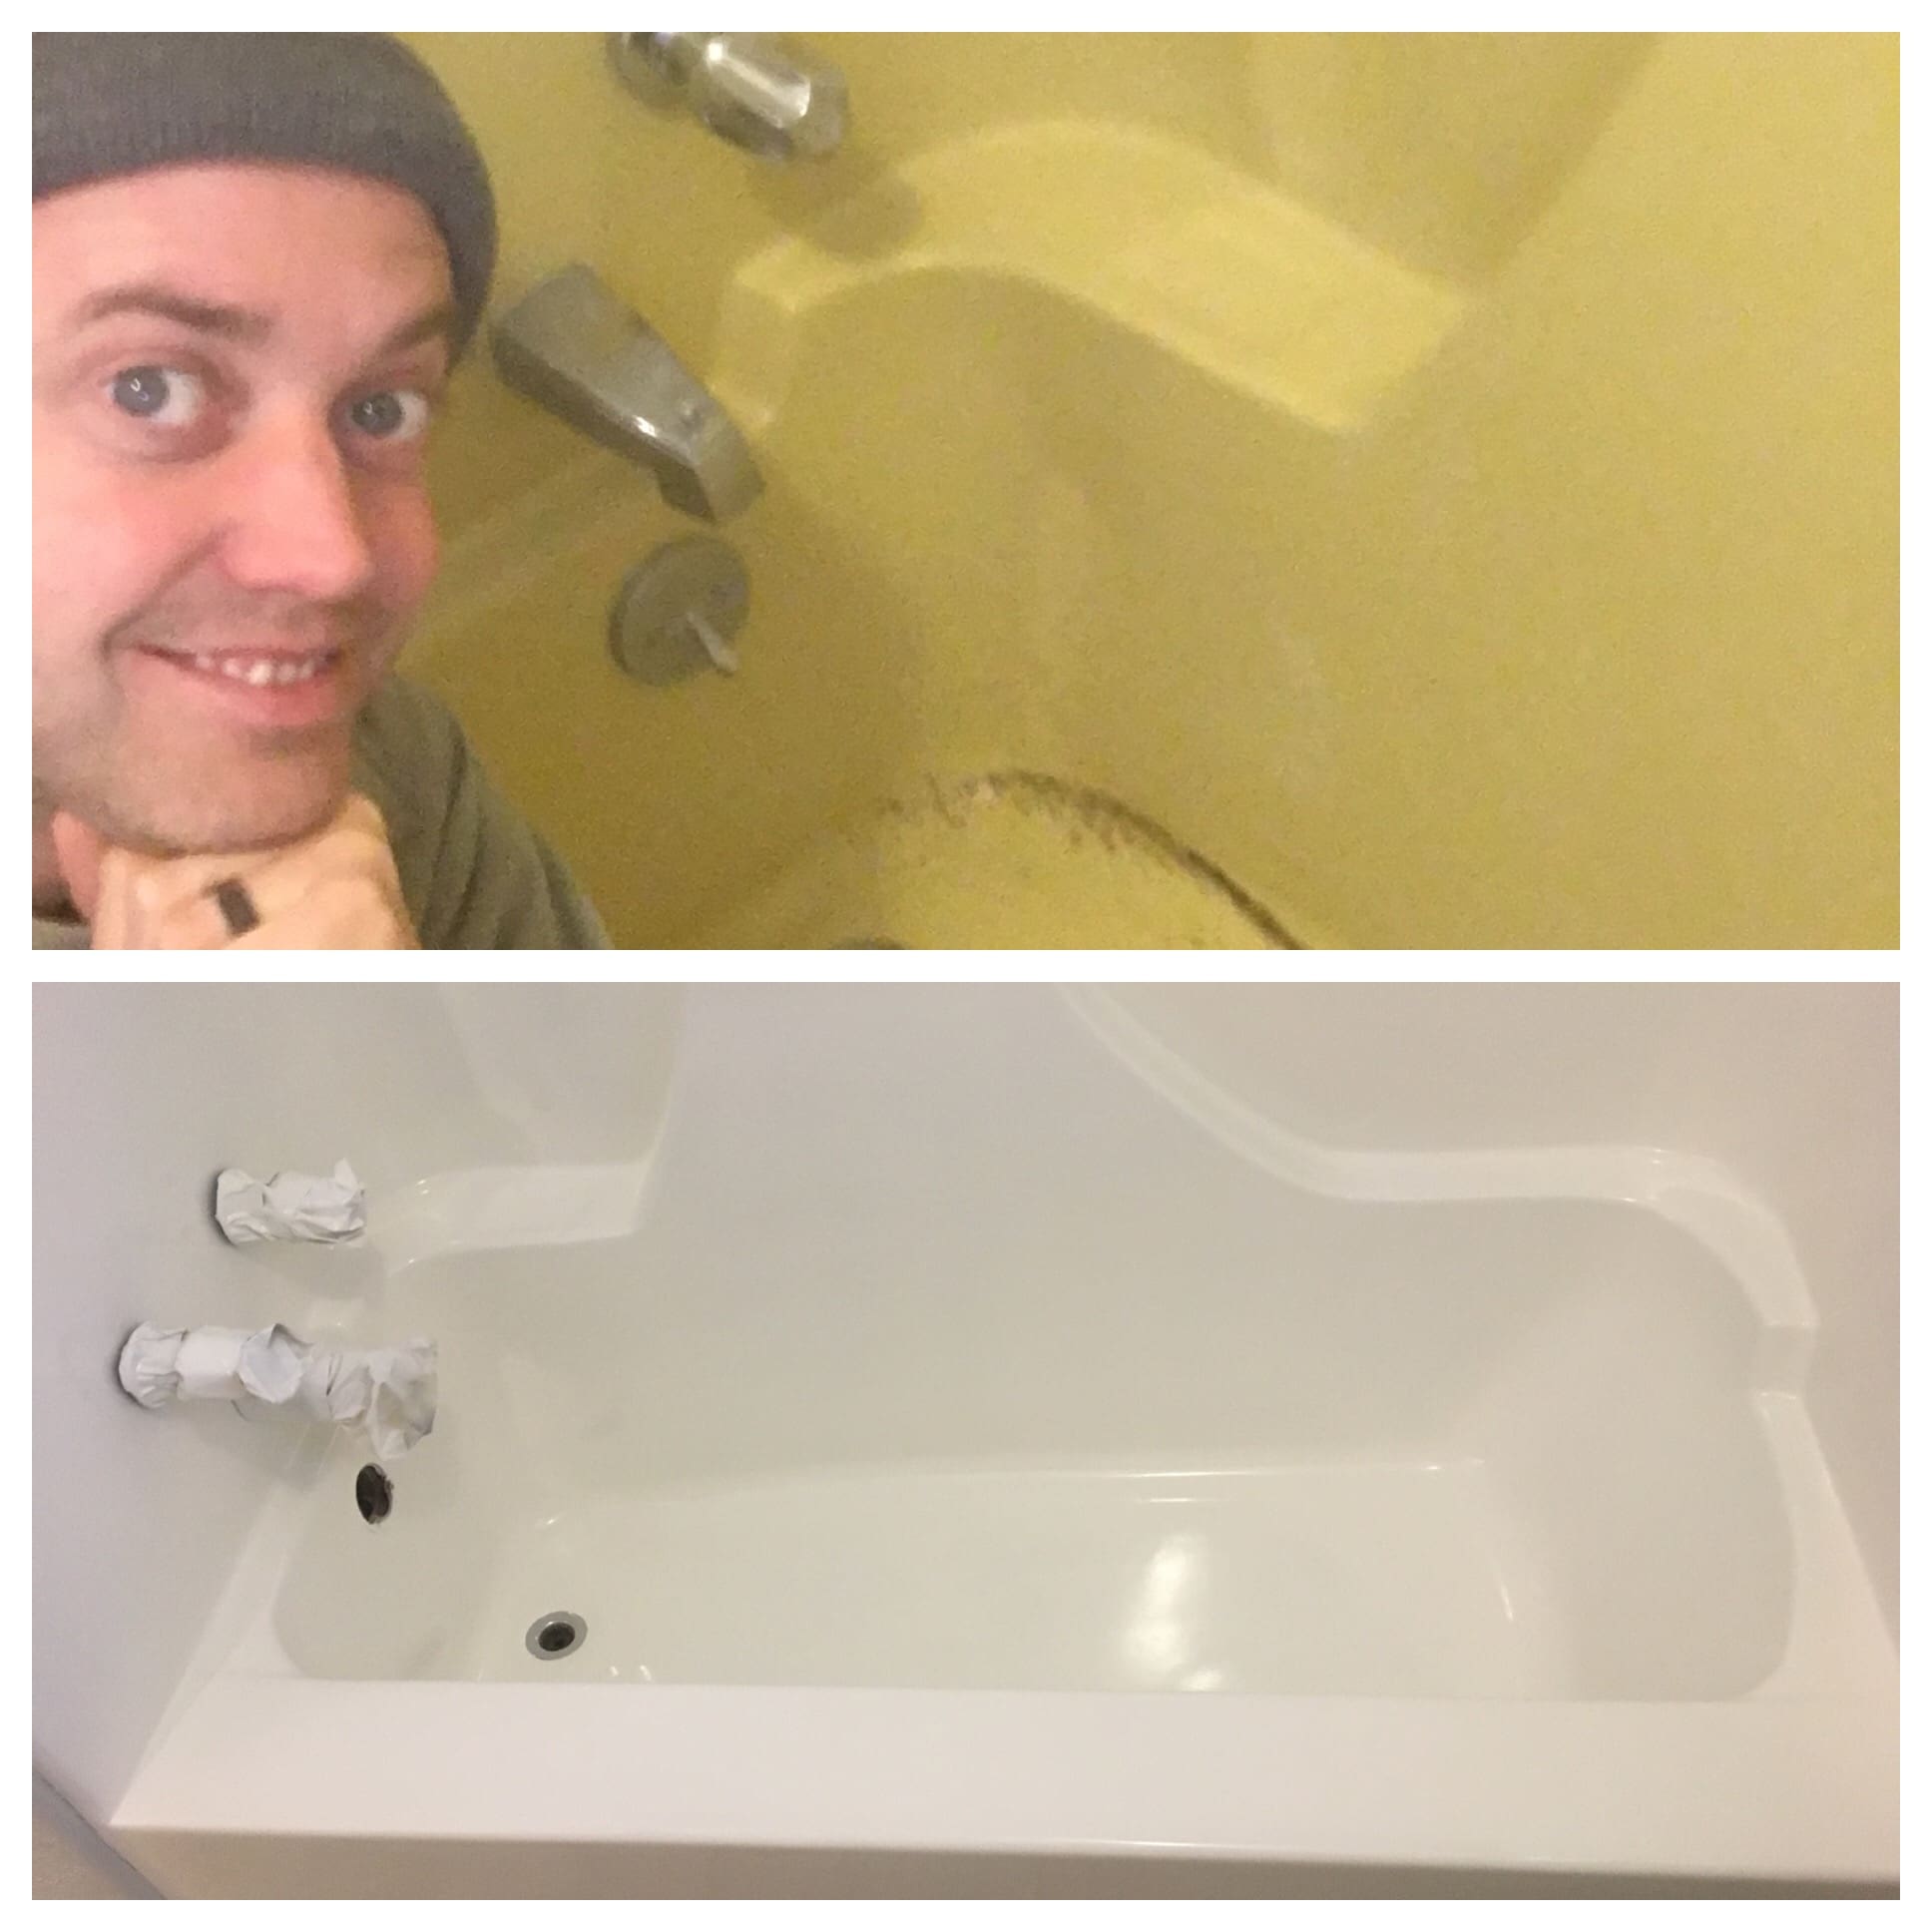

{"left": 610, "top": 536, "right": 749, "bottom": 685}
{"left": 525, "top": 1611, "right": 588, "bottom": 1660}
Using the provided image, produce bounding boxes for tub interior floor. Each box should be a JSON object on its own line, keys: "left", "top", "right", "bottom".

{"left": 691, "top": 772, "right": 1292, "bottom": 948}
{"left": 444, "top": 1456, "right": 1551, "bottom": 1695}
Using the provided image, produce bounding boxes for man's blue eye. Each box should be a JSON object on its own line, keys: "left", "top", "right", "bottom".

{"left": 349, "top": 390, "right": 433, "bottom": 442}
{"left": 110, "top": 365, "right": 202, "bottom": 424}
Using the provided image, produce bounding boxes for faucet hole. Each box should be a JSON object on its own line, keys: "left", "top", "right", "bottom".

{"left": 354, "top": 1463, "right": 392, "bottom": 1526}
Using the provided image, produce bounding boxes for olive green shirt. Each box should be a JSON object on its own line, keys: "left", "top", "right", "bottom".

{"left": 32, "top": 675, "right": 609, "bottom": 950}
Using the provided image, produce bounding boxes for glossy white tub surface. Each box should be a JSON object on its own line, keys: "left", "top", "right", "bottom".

{"left": 108, "top": 989, "right": 1897, "bottom": 1895}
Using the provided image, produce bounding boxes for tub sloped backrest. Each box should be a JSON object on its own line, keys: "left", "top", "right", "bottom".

{"left": 1447, "top": 1211, "right": 1793, "bottom": 1699}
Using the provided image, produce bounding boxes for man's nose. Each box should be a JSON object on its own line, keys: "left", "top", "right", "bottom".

{"left": 214, "top": 407, "right": 381, "bottom": 603}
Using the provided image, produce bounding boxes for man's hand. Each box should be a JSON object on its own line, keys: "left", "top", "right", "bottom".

{"left": 51, "top": 794, "right": 419, "bottom": 949}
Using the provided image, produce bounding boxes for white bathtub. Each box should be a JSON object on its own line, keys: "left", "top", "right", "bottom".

{"left": 98, "top": 987, "right": 1897, "bottom": 1896}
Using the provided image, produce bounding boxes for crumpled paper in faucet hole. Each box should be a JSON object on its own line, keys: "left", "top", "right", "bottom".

{"left": 214, "top": 1160, "right": 366, "bottom": 1244}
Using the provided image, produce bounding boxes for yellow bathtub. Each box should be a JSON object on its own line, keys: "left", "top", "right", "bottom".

{"left": 401, "top": 33, "right": 1897, "bottom": 948}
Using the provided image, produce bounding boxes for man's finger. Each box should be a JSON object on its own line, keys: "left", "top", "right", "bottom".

{"left": 55, "top": 792, "right": 410, "bottom": 948}
{"left": 68, "top": 791, "right": 384, "bottom": 927}
{"left": 49, "top": 812, "right": 109, "bottom": 921}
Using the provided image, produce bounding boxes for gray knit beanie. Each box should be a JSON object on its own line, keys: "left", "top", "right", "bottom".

{"left": 33, "top": 32, "right": 498, "bottom": 360}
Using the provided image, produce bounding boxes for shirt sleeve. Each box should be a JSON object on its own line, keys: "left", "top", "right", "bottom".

{"left": 351, "top": 676, "right": 612, "bottom": 950}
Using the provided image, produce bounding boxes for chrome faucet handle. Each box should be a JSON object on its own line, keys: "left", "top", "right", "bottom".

{"left": 609, "top": 33, "right": 848, "bottom": 161}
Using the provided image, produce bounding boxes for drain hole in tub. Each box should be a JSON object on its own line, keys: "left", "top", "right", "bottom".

{"left": 526, "top": 1612, "right": 587, "bottom": 1660}
{"left": 354, "top": 1464, "right": 392, "bottom": 1526}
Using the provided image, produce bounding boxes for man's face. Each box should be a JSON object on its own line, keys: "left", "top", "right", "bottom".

{"left": 33, "top": 161, "right": 455, "bottom": 854}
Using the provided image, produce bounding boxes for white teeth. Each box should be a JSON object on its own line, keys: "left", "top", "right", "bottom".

{"left": 189, "top": 654, "right": 329, "bottom": 686}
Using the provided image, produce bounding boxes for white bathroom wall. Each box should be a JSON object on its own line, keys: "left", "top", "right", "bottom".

{"left": 1096, "top": 983, "right": 1899, "bottom": 1635}
{"left": 32, "top": 983, "right": 681, "bottom": 1831}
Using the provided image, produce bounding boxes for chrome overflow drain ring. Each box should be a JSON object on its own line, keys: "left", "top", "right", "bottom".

{"left": 525, "top": 1611, "right": 587, "bottom": 1661}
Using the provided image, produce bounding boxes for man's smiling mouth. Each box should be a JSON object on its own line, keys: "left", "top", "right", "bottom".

{"left": 124, "top": 639, "right": 356, "bottom": 728}
{"left": 179, "top": 649, "right": 340, "bottom": 686}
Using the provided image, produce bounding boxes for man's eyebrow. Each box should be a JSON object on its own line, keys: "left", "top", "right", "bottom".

{"left": 67, "top": 282, "right": 457, "bottom": 360}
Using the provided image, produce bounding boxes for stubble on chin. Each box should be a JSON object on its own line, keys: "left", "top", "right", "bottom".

{"left": 38, "top": 719, "right": 354, "bottom": 858}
